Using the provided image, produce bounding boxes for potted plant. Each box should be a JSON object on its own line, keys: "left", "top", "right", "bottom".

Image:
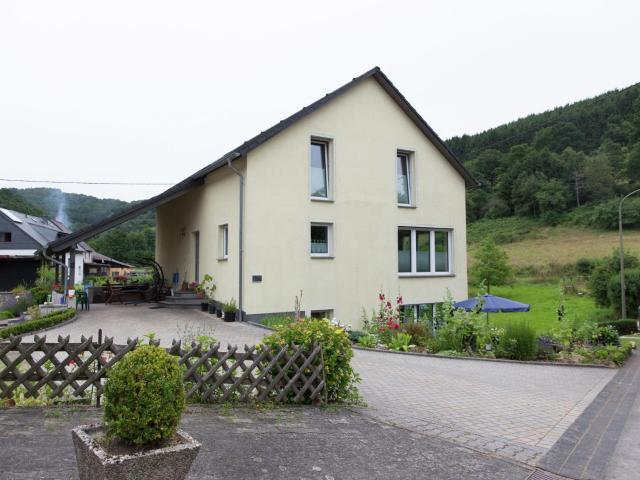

{"left": 223, "top": 298, "right": 237, "bottom": 322}
{"left": 200, "top": 274, "right": 216, "bottom": 314}
{"left": 72, "top": 345, "right": 200, "bottom": 480}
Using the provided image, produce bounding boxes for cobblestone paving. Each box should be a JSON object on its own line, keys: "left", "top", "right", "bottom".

{"left": 25, "top": 307, "right": 616, "bottom": 468}
{"left": 22, "top": 304, "right": 268, "bottom": 347}
{"left": 352, "top": 349, "right": 615, "bottom": 466}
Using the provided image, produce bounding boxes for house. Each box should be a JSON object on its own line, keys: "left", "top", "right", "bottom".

{"left": 0, "top": 208, "right": 131, "bottom": 290}
{"left": 44, "top": 67, "right": 478, "bottom": 328}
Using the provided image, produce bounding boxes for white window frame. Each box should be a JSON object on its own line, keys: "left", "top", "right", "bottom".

{"left": 218, "top": 224, "right": 229, "bottom": 260}
{"left": 309, "top": 137, "right": 333, "bottom": 201}
{"left": 398, "top": 227, "right": 453, "bottom": 276}
{"left": 309, "top": 309, "right": 334, "bottom": 320}
{"left": 310, "top": 222, "right": 333, "bottom": 258}
{"left": 396, "top": 150, "right": 414, "bottom": 207}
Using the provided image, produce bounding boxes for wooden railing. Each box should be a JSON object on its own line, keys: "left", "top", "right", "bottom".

{"left": 0, "top": 335, "right": 326, "bottom": 405}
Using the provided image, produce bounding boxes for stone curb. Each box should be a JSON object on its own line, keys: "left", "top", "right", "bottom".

{"left": 352, "top": 345, "right": 615, "bottom": 369}
{"left": 245, "top": 321, "right": 276, "bottom": 332}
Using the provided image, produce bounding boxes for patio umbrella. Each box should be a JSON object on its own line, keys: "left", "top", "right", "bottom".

{"left": 453, "top": 294, "right": 530, "bottom": 313}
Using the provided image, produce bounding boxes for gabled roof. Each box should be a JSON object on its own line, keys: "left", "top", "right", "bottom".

{"left": 47, "top": 67, "right": 477, "bottom": 252}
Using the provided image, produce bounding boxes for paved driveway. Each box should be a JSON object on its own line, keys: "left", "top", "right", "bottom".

{"left": 24, "top": 304, "right": 266, "bottom": 347}
{"left": 25, "top": 305, "right": 615, "bottom": 467}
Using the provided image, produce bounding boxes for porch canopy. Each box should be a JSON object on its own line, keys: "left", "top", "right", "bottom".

{"left": 453, "top": 294, "right": 530, "bottom": 313}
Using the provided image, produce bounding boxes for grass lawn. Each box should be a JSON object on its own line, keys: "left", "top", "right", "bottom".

{"left": 484, "top": 282, "right": 610, "bottom": 334}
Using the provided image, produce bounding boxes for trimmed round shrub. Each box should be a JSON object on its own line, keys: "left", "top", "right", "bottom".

{"left": 104, "top": 345, "right": 185, "bottom": 446}
{"left": 262, "top": 319, "right": 359, "bottom": 403}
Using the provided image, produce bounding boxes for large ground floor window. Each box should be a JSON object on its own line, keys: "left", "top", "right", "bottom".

{"left": 398, "top": 228, "right": 452, "bottom": 275}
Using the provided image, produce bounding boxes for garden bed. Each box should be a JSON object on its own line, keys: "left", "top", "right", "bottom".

{"left": 352, "top": 344, "right": 625, "bottom": 368}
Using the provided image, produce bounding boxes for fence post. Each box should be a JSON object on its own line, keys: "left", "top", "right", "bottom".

{"left": 96, "top": 329, "right": 102, "bottom": 407}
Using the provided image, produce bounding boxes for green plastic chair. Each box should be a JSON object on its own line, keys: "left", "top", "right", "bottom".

{"left": 75, "top": 291, "right": 90, "bottom": 311}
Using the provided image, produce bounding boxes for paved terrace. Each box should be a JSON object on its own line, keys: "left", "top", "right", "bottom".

{"left": 0, "top": 406, "right": 532, "bottom": 480}
{"left": 20, "top": 305, "right": 616, "bottom": 466}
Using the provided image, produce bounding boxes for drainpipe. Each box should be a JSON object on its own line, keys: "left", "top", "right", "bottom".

{"left": 226, "top": 153, "right": 244, "bottom": 321}
{"left": 40, "top": 250, "right": 69, "bottom": 302}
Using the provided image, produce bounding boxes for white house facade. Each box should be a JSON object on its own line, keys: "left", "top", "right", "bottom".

{"left": 154, "top": 67, "right": 477, "bottom": 328}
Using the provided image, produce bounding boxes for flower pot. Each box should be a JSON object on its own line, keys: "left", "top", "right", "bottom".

{"left": 207, "top": 303, "right": 216, "bottom": 314}
{"left": 216, "top": 309, "right": 222, "bottom": 318}
{"left": 72, "top": 424, "right": 200, "bottom": 480}
{"left": 224, "top": 311, "right": 236, "bottom": 322}
{"left": 200, "top": 302, "right": 208, "bottom": 312}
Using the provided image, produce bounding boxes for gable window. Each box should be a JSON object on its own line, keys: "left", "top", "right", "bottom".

{"left": 0, "top": 232, "right": 11, "bottom": 242}
{"left": 310, "top": 139, "right": 331, "bottom": 199}
{"left": 219, "top": 224, "right": 229, "bottom": 260}
{"left": 310, "top": 223, "right": 333, "bottom": 257}
{"left": 398, "top": 228, "right": 451, "bottom": 275}
{"left": 396, "top": 152, "right": 412, "bottom": 205}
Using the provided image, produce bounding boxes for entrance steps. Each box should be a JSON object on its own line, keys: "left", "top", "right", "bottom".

{"left": 156, "top": 291, "right": 204, "bottom": 309}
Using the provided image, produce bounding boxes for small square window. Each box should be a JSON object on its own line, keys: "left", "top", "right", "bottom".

{"left": 219, "top": 224, "right": 229, "bottom": 259}
{"left": 310, "top": 139, "right": 332, "bottom": 199}
{"left": 310, "top": 223, "right": 333, "bottom": 257}
{"left": 0, "top": 232, "right": 11, "bottom": 242}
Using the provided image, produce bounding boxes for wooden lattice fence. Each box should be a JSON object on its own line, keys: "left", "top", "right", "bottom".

{"left": 0, "top": 335, "right": 327, "bottom": 405}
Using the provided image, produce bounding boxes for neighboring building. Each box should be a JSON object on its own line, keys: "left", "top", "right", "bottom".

{"left": 0, "top": 208, "right": 131, "bottom": 290}
{"left": 45, "top": 67, "right": 478, "bottom": 328}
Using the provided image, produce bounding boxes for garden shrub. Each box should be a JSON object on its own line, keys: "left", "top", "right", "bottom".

{"left": 496, "top": 322, "right": 538, "bottom": 360}
{"left": 357, "top": 334, "right": 377, "bottom": 348}
{"left": 260, "top": 315, "right": 294, "bottom": 329}
{"left": 347, "top": 330, "right": 366, "bottom": 343}
{"left": 401, "top": 323, "right": 432, "bottom": 347}
{"left": 0, "top": 308, "right": 75, "bottom": 338}
{"left": 387, "top": 332, "right": 413, "bottom": 352}
{"left": 262, "top": 319, "right": 359, "bottom": 403}
{"left": 0, "top": 310, "right": 13, "bottom": 320}
{"left": 587, "top": 325, "right": 619, "bottom": 346}
{"left": 607, "top": 269, "right": 640, "bottom": 316}
{"left": 104, "top": 345, "right": 185, "bottom": 446}
{"left": 599, "top": 319, "right": 639, "bottom": 335}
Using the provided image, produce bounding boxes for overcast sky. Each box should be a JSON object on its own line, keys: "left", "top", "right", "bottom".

{"left": 1, "top": 0, "right": 639, "bottom": 201}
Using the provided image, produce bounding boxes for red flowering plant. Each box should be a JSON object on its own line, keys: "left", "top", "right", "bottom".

{"left": 374, "top": 292, "right": 404, "bottom": 346}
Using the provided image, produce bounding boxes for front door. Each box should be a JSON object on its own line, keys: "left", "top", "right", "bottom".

{"left": 193, "top": 231, "right": 200, "bottom": 283}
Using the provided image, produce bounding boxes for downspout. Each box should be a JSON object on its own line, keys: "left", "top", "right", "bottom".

{"left": 226, "top": 153, "right": 244, "bottom": 321}
{"left": 40, "top": 250, "right": 69, "bottom": 302}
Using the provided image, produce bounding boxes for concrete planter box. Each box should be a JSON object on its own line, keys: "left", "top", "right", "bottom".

{"left": 72, "top": 424, "right": 200, "bottom": 480}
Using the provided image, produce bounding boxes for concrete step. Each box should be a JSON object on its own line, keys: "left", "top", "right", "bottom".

{"left": 156, "top": 299, "right": 203, "bottom": 309}
{"left": 163, "top": 296, "right": 204, "bottom": 304}
{"left": 172, "top": 291, "right": 202, "bottom": 299}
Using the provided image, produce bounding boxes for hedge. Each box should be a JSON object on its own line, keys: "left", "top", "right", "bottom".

{"left": 598, "top": 319, "right": 639, "bottom": 336}
{"left": 0, "top": 308, "right": 75, "bottom": 339}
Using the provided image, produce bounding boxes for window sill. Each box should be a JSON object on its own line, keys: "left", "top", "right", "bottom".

{"left": 310, "top": 197, "right": 334, "bottom": 203}
{"left": 310, "top": 255, "right": 335, "bottom": 259}
{"left": 398, "top": 273, "right": 455, "bottom": 278}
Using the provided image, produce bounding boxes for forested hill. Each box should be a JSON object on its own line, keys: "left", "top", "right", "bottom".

{"left": 447, "top": 82, "right": 640, "bottom": 225}
{"left": 0, "top": 188, "right": 154, "bottom": 264}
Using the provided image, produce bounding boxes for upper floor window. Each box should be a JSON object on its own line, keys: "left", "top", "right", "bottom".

{"left": 396, "top": 152, "right": 412, "bottom": 205}
{"left": 398, "top": 228, "right": 451, "bottom": 275}
{"left": 0, "top": 232, "right": 11, "bottom": 242}
{"left": 310, "top": 139, "right": 331, "bottom": 199}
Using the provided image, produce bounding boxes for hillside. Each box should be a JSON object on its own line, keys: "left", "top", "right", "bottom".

{"left": 447, "top": 82, "right": 640, "bottom": 223}
{"left": 0, "top": 187, "right": 154, "bottom": 264}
